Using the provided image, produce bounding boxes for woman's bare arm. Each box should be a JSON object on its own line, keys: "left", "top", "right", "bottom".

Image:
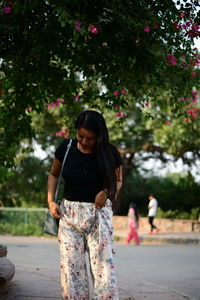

{"left": 47, "top": 158, "right": 62, "bottom": 218}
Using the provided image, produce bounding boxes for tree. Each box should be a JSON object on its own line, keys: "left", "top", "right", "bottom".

{"left": 1, "top": 98, "right": 200, "bottom": 212}
{"left": 0, "top": 0, "right": 199, "bottom": 180}
{"left": 0, "top": 156, "right": 50, "bottom": 207}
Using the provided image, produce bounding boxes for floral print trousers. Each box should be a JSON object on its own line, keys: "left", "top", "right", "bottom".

{"left": 58, "top": 199, "right": 119, "bottom": 300}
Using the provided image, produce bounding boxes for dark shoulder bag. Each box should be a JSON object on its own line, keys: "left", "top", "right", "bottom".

{"left": 44, "top": 139, "right": 72, "bottom": 236}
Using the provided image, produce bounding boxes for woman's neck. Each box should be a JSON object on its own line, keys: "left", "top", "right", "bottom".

{"left": 77, "top": 142, "right": 95, "bottom": 154}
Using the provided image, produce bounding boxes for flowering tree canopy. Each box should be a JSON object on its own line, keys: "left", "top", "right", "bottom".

{"left": 0, "top": 0, "right": 200, "bottom": 180}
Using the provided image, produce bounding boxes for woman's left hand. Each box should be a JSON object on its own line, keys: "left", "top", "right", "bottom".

{"left": 94, "top": 191, "right": 107, "bottom": 209}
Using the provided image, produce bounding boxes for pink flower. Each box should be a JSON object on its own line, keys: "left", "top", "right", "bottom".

{"left": 173, "top": 23, "right": 181, "bottom": 31}
{"left": 191, "top": 72, "right": 196, "bottom": 78}
{"left": 192, "top": 24, "right": 199, "bottom": 31}
{"left": 116, "top": 112, "right": 122, "bottom": 118}
{"left": 144, "top": 26, "right": 151, "bottom": 33}
{"left": 192, "top": 113, "right": 197, "bottom": 119}
{"left": 116, "top": 112, "right": 127, "bottom": 118}
{"left": 90, "top": 25, "right": 99, "bottom": 34}
{"left": 186, "top": 109, "right": 192, "bottom": 114}
{"left": 114, "top": 105, "right": 121, "bottom": 109}
{"left": 113, "top": 91, "right": 119, "bottom": 96}
{"left": 179, "top": 12, "right": 185, "bottom": 18}
{"left": 166, "top": 54, "right": 177, "bottom": 66}
{"left": 75, "top": 21, "right": 81, "bottom": 32}
{"left": 191, "top": 90, "right": 198, "bottom": 103}
{"left": 181, "top": 97, "right": 189, "bottom": 102}
{"left": 4, "top": 6, "right": 12, "bottom": 14}
{"left": 25, "top": 107, "right": 32, "bottom": 112}
{"left": 102, "top": 42, "right": 107, "bottom": 46}
{"left": 186, "top": 21, "right": 191, "bottom": 27}
{"left": 192, "top": 98, "right": 197, "bottom": 103}
{"left": 188, "top": 30, "right": 199, "bottom": 37}
{"left": 120, "top": 89, "right": 127, "bottom": 95}
{"left": 170, "top": 60, "right": 177, "bottom": 65}
{"left": 165, "top": 120, "right": 171, "bottom": 125}
{"left": 88, "top": 65, "right": 95, "bottom": 69}
{"left": 46, "top": 98, "right": 65, "bottom": 110}
{"left": 55, "top": 128, "right": 70, "bottom": 138}
{"left": 186, "top": 110, "right": 197, "bottom": 119}
{"left": 75, "top": 93, "right": 80, "bottom": 101}
{"left": 166, "top": 55, "right": 174, "bottom": 60}
{"left": 144, "top": 102, "right": 150, "bottom": 107}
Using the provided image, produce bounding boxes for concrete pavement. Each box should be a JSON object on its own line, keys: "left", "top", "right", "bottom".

{"left": 0, "top": 234, "right": 200, "bottom": 300}
{"left": 0, "top": 265, "right": 193, "bottom": 300}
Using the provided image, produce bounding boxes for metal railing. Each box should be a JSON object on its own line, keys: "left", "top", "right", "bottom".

{"left": 0, "top": 207, "right": 46, "bottom": 235}
{"left": 0, "top": 207, "right": 45, "bottom": 224}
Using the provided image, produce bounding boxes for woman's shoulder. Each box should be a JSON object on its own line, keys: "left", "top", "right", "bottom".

{"left": 54, "top": 138, "right": 75, "bottom": 161}
{"left": 109, "top": 143, "right": 120, "bottom": 154}
{"left": 56, "top": 138, "right": 74, "bottom": 150}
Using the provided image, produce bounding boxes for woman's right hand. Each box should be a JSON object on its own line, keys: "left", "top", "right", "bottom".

{"left": 49, "top": 202, "right": 62, "bottom": 219}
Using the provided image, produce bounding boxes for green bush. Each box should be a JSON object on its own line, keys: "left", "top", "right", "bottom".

{"left": 118, "top": 171, "right": 200, "bottom": 218}
{"left": 156, "top": 207, "right": 199, "bottom": 220}
{"left": 0, "top": 223, "right": 44, "bottom": 236}
{"left": 190, "top": 207, "right": 200, "bottom": 220}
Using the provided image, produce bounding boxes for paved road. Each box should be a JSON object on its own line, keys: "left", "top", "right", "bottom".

{"left": 116, "top": 244, "right": 200, "bottom": 300}
{"left": 1, "top": 236, "right": 200, "bottom": 300}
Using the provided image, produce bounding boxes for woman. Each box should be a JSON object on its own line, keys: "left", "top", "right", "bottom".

{"left": 125, "top": 202, "right": 140, "bottom": 245}
{"left": 47, "top": 110, "right": 123, "bottom": 300}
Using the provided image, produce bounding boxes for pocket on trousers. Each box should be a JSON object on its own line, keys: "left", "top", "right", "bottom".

{"left": 98, "top": 204, "right": 113, "bottom": 235}
{"left": 60, "top": 201, "right": 79, "bottom": 227}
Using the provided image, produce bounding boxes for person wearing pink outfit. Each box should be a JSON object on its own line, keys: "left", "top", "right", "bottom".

{"left": 125, "top": 202, "right": 140, "bottom": 245}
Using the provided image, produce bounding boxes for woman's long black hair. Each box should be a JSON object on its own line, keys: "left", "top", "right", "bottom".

{"left": 74, "top": 110, "right": 117, "bottom": 201}
{"left": 130, "top": 202, "right": 139, "bottom": 222}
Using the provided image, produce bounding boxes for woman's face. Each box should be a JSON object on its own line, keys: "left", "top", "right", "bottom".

{"left": 76, "top": 127, "right": 97, "bottom": 153}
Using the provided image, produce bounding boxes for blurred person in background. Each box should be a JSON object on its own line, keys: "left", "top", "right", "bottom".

{"left": 147, "top": 193, "right": 160, "bottom": 234}
{"left": 125, "top": 202, "right": 140, "bottom": 245}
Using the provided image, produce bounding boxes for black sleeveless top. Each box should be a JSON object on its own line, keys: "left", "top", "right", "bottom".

{"left": 54, "top": 139, "right": 122, "bottom": 203}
